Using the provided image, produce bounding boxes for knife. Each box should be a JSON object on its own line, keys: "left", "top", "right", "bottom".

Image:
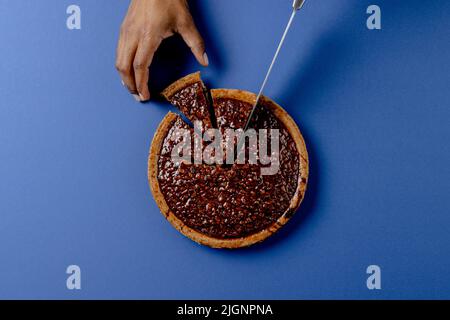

{"left": 242, "top": 0, "right": 306, "bottom": 133}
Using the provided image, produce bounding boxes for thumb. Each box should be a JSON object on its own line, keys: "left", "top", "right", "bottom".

{"left": 178, "top": 17, "right": 208, "bottom": 67}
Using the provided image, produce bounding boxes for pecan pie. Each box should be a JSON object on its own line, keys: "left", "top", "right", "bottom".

{"left": 149, "top": 72, "right": 308, "bottom": 248}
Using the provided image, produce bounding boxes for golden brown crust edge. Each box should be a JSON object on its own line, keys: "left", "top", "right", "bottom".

{"left": 149, "top": 90, "right": 309, "bottom": 249}
{"left": 210, "top": 89, "right": 257, "bottom": 105}
{"left": 161, "top": 72, "right": 202, "bottom": 100}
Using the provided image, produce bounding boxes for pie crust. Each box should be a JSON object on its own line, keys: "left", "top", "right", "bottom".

{"left": 148, "top": 77, "right": 309, "bottom": 249}
{"left": 161, "top": 72, "right": 203, "bottom": 100}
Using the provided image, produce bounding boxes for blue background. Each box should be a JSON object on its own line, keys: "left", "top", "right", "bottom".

{"left": 0, "top": 0, "right": 449, "bottom": 299}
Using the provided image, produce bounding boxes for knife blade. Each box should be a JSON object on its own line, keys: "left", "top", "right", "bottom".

{"left": 242, "top": 0, "right": 305, "bottom": 133}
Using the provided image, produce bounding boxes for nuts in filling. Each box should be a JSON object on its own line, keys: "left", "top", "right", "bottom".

{"left": 157, "top": 96, "right": 300, "bottom": 239}
{"left": 168, "top": 82, "right": 212, "bottom": 129}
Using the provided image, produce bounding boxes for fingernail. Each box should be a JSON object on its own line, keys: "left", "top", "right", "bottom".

{"left": 121, "top": 80, "right": 125, "bottom": 86}
{"left": 132, "top": 94, "right": 140, "bottom": 102}
{"left": 203, "top": 52, "right": 209, "bottom": 66}
{"left": 139, "top": 93, "right": 146, "bottom": 101}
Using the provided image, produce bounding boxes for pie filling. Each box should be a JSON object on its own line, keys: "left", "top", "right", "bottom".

{"left": 158, "top": 83, "right": 301, "bottom": 239}
{"left": 167, "top": 81, "right": 212, "bottom": 129}
{"left": 214, "top": 98, "right": 252, "bottom": 131}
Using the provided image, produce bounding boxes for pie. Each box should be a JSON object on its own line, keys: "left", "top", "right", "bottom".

{"left": 149, "top": 72, "right": 309, "bottom": 248}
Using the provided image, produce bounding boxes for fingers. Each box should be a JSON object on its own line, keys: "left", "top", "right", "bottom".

{"left": 133, "top": 36, "right": 162, "bottom": 102}
{"left": 115, "top": 31, "right": 140, "bottom": 101}
{"left": 178, "top": 15, "right": 208, "bottom": 67}
{"left": 116, "top": 5, "right": 207, "bottom": 103}
{"left": 116, "top": 28, "right": 161, "bottom": 102}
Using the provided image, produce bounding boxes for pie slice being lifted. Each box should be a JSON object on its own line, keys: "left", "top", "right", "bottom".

{"left": 161, "top": 72, "right": 213, "bottom": 129}
{"left": 150, "top": 72, "right": 308, "bottom": 248}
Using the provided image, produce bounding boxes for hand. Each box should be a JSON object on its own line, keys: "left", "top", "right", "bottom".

{"left": 116, "top": 0, "right": 208, "bottom": 102}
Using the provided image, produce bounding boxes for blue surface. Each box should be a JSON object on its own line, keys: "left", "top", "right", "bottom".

{"left": 0, "top": 0, "right": 449, "bottom": 299}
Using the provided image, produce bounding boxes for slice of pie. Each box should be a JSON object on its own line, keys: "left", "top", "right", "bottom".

{"left": 161, "top": 71, "right": 213, "bottom": 129}
{"left": 149, "top": 73, "right": 308, "bottom": 248}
